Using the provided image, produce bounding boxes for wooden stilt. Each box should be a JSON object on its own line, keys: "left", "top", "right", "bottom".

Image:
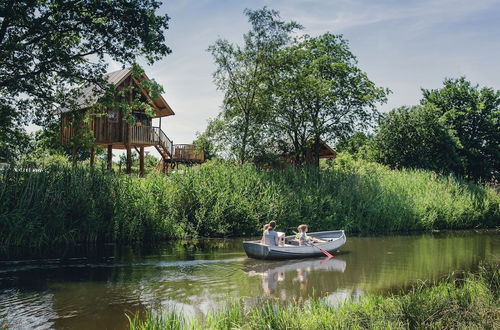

{"left": 107, "top": 145, "right": 113, "bottom": 170}
{"left": 90, "top": 146, "right": 95, "bottom": 167}
{"left": 126, "top": 145, "right": 132, "bottom": 174}
{"left": 139, "top": 147, "right": 145, "bottom": 177}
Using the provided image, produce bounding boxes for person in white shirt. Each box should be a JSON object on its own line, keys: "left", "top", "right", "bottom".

{"left": 263, "top": 221, "right": 279, "bottom": 246}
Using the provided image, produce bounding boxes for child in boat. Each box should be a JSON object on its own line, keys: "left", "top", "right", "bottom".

{"left": 260, "top": 223, "right": 270, "bottom": 244}
{"left": 263, "top": 221, "right": 279, "bottom": 246}
{"left": 296, "top": 224, "right": 325, "bottom": 246}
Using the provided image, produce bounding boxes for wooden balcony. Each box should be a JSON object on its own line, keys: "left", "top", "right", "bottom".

{"left": 173, "top": 144, "right": 205, "bottom": 163}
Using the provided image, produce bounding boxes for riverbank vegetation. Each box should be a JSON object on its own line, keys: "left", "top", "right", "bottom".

{"left": 0, "top": 7, "right": 498, "bottom": 248}
{"left": 128, "top": 262, "right": 499, "bottom": 329}
{"left": 1, "top": 158, "right": 498, "bottom": 247}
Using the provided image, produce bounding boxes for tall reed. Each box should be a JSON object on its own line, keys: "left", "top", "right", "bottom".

{"left": 0, "top": 159, "right": 498, "bottom": 247}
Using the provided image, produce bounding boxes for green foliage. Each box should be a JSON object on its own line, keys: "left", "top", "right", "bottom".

{"left": 421, "top": 77, "right": 500, "bottom": 181}
{"left": 0, "top": 101, "right": 29, "bottom": 162}
{"left": 0, "top": 160, "right": 498, "bottom": 247}
{"left": 207, "top": 7, "right": 301, "bottom": 163}
{"left": 370, "top": 78, "right": 499, "bottom": 182}
{"left": 335, "top": 132, "right": 372, "bottom": 158}
{"left": 271, "top": 33, "right": 389, "bottom": 166}
{"left": 0, "top": 0, "right": 170, "bottom": 126}
{"left": 193, "top": 131, "right": 217, "bottom": 161}
{"left": 129, "top": 263, "right": 500, "bottom": 329}
{"left": 206, "top": 8, "right": 388, "bottom": 167}
{"left": 371, "top": 105, "right": 462, "bottom": 174}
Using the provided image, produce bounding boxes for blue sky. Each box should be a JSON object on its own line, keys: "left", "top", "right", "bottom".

{"left": 115, "top": 0, "right": 500, "bottom": 147}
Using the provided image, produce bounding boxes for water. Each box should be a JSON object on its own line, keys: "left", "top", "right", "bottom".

{"left": 0, "top": 230, "right": 498, "bottom": 329}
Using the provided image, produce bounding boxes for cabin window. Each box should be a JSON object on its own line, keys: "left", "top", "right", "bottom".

{"left": 108, "top": 111, "right": 118, "bottom": 122}
{"left": 133, "top": 112, "right": 151, "bottom": 127}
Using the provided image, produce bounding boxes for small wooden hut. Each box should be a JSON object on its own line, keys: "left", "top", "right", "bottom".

{"left": 60, "top": 68, "right": 204, "bottom": 176}
{"left": 282, "top": 140, "right": 337, "bottom": 167}
{"left": 308, "top": 140, "right": 337, "bottom": 160}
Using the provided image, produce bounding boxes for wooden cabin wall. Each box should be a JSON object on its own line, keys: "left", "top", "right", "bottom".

{"left": 61, "top": 110, "right": 127, "bottom": 145}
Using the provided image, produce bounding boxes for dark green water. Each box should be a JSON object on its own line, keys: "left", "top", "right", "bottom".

{"left": 0, "top": 230, "right": 498, "bottom": 329}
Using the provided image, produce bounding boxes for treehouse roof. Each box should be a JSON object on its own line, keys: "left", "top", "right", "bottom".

{"left": 59, "top": 68, "right": 174, "bottom": 117}
{"left": 317, "top": 140, "right": 337, "bottom": 159}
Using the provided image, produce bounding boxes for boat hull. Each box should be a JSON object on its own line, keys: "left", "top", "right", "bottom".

{"left": 243, "top": 230, "right": 346, "bottom": 260}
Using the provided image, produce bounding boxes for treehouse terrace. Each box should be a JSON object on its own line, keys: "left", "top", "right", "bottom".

{"left": 60, "top": 68, "right": 204, "bottom": 176}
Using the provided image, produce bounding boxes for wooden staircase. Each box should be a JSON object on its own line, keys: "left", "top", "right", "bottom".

{"left": 152, "top": 127, "right": 174, "bottom": 173}
{"left": 140, "top": 127, "right": 205, "bottom": 174}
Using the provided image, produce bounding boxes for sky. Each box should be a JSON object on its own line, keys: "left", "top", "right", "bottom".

{"left": 33, "top": 0, "right": 500, "bottom": 157}
{"left": 129, "top": 0, "right": 500, "bottom": 146}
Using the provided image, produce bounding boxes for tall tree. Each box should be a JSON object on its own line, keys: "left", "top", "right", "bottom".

{"left": 271, "top": 33, "right": 389, "bottom": 166}
{"left": 207, "top": 7, "right": 301, "bottom": 163}
{"left": 0, "top": 0, "right": 170, "bottom": 156}
{"left": 421, "top": 78, "right": 500, "bottom": 181}
{"left": 0, "top": 100, "right": 29, "bottom": 162}
{"left": 371, "top": 105, "right": 462, "bottom": 174}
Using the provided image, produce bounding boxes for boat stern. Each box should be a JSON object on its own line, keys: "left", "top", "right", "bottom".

{"left": 242, "top": 241, "right": 270, "bottom": 260}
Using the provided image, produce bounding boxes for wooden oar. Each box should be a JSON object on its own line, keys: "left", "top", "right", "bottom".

{"left": 292, "top": 231, "right": 334, "bottom": 258}
{"left": 309, "top": 242, "right": 334, "bottom": 258}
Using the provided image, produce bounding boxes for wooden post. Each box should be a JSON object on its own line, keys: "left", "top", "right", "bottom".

{"left": 107, "top": 145, "right": 113, "bottom": 170}
{"left": 90, "top": 146, "right": 95, "bottom": 167}
{"left": 139, "top": 147, "right": 145, "bottom": 177}
{"left": 126, "top": 145, "right": 132, "bottom": 174}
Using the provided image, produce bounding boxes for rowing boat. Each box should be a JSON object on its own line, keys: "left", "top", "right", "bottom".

{"left": 242, "top": 230, "right": 346, "bottom": 260}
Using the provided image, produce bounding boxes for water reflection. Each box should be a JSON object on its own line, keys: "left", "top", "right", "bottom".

{"left": 244, "top": 258, "right": 346, "bottom": 295}
{"left": 0, "top": 230, "right": 497, "bottom": 330}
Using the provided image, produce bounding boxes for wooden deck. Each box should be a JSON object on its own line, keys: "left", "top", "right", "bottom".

{"left": 173, "top": 144, "right": 205, "bottom": 163}
{"left": 62, "top": 119, "right": 204, "bottom": 165}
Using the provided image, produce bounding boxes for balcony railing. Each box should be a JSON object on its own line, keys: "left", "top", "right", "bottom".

{"left": 131, "top": 125, "right": 173, "bottom": 156}
{"left": 174, "top": 144, "right": 205, "bottom": 163}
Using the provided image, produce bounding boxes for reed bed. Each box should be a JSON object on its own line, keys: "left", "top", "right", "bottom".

{"left": 128, "top": 262, "right": 500, "bottom": 329}
{"left": 0, "top": 160, "right": 498, "bottom": 247}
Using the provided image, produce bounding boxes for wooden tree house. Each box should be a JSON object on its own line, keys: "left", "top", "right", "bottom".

{"left": 60, "top": 68, "right": 204, "bottom": 176}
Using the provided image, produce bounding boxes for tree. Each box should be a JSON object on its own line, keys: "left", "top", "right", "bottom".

{"left": 371, "top": 105, "right": 461, "bottom": 174}
{"left": 207, "top": 7, "right": 301, "bottom": 163}
{"left": 335, "top": 132, "right": 372, "bottom": 159}
{"left": 0, "top": 101, "right": 29, "bottom": 162}
{"left": 193, "top": 130, "right": 217, "bottom": 161}
{"left": 0, "top": 0, "right": 171, "bottom": 158}
{"left": 270, "top": 33, "right": 389, "bottom": 166}
{"left": 421, "top": 77, "right": 500, "bottom": 181}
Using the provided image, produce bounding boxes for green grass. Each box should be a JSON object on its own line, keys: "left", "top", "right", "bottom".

{"left": 0, "top": 158, "right": 498, "bottom": 247}
{"left": 128, "top": 262, "right": 500, "bottom": 329}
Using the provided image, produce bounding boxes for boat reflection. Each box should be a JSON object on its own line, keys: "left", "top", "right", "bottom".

{"left": 244, "top": 257, "right": 347, "bottom": 295}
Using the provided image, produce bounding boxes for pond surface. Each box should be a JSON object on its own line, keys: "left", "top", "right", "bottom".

{"left": 0, "top": 230, "right": 498, "bottom": 329}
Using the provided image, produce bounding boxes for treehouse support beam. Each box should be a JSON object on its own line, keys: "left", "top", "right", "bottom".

{"left": 126, "top": 145, "right": 132, "bottom": 174}
{"left": 90, "top": 147, "right": 95, "bottom": 167}
{"left": 139, "top": 147, "right": 145, "bottom": 177}
{"left": 107, "top": 145, "right": 113, "bottom": 170}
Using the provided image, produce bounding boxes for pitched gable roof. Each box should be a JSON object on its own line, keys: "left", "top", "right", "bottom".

{"left": 60, "top": 68, "right": 174, "bottom": 117}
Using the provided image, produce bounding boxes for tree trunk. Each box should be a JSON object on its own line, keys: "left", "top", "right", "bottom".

{"left": 311, "top": 137, "right": 320, "bottom": 167}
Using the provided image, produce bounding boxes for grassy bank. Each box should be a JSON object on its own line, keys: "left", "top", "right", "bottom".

{"left": 128, "top": 262, "right": 499, "bottom": 329}
{"left": 0, "top": 159, "right": 498, "bottom": 247}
